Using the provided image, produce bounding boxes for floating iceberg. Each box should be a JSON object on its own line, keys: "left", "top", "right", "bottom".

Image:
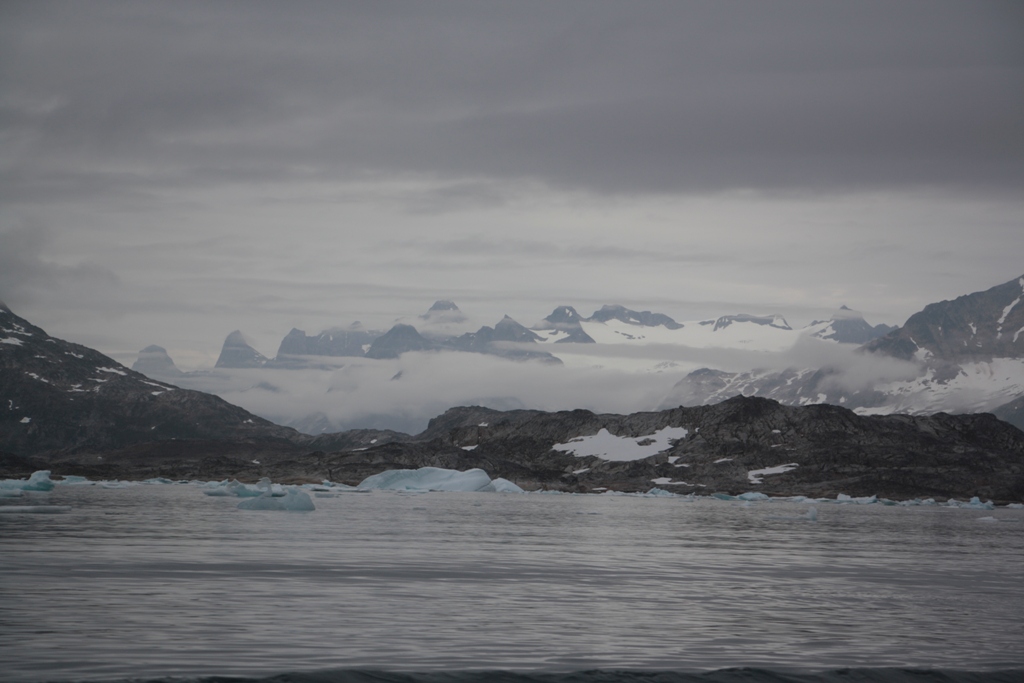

{"left": 237, "top": 488, "right": 315, "bottom": 512}
{"left": 0, "top": 470, "right": 56, "bottom": 492}
{"left": 57, "top": 475, "right": 91, "bottom": 486}
{"left": 203, "top": 478, "right": 281, "bottom": 498}
{"left": 358, "top": 467, "right": 516, "bottom": 493}
{"left": 490, "top": 477, "right": 525, "bottom": 493}
{"left": 947, "top": 496, "right": 995, "bottom": 510}
{"left": 836, "top": 493, "right": 877, "bottom": 505}
{"left": 737, "top": 492, "right": 770, "bottom": 501}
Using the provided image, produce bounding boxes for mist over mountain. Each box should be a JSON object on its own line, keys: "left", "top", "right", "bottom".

{"left": 119, "top": 279, "right": 1024, "bottom": 435}
{"left": 663, "top": 274, "right": 1024, "bottom": 419}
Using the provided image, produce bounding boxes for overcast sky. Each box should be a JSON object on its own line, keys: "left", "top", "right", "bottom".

{"left": 2, "top": 0, "right": 1022, "bottom": 369}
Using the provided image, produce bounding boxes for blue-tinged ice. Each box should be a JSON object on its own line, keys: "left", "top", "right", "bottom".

{"left": 237, "top": 488, "right": 315, "bottom": 511}
{"left": 0, "top": 470, "right": 56, "bottom": 491}
{"left": 0, "top": 488, "right": 24, "bottom": 498}
{"left": 57, "top": 475, "right": 90, "bottom": 485}
{"left": 490, "top": 477, "right": 525, "bottom": 493}
{"left": 358, "top": 467, "right": 498, "bottom": 492}
{"left": 645, "top": 487, "right": 676, "bottom": 497}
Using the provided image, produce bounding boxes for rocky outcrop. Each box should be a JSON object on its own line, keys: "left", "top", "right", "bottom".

{"left": 807, "top": 306, "right": 895, "bottom": 344}
{"left": 865, "top": 275, "right": 1024, "bottom": 362}
{"left": 993, "top": 394, "right": 1024, "bottom": 432}
{"left": 214, "top": 331, "right": 268, "bottom": 368}
{"left": 131, "top": 345, "right": 185, "bottom": 378}
{"left": 586, "top": 305, "right": 683, "bottom": 329}
{"left": 533, "top": 305, "right": 596, "bottom": 343}
{"left": 272, "top": 325, "right": 379, "bottom": 362}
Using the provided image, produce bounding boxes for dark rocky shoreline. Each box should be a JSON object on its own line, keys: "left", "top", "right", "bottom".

{"left": 6, "top": 396, "right": 1024, "bottom": 504}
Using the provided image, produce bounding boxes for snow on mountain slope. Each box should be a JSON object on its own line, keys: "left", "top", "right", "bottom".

{"left": 854, "top": 358, "right": 1024, "bottom": 416}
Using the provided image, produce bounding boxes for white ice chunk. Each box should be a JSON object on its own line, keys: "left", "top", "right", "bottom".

{"left": 737, "top": 492, "right": 770, "bottom": 501}
{"left": 358, "top": 467, "right": 496, "bottom": 492}
{"left": 461, "top": 445, "right": 478, "bottom": 451}
{"left": 976, "top": 516, "right": 998, "bottom": 523}
{"left": 237, "top": 488, "right": 315, "bottom": 511}
{"left": 20, "top": 417, "right": 30, "bottom": 424}
{"left": 552, "top": 426, "right": 689, "bottom": 461}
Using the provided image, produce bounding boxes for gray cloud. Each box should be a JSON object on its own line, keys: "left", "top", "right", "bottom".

{"left": 2, "top": 1, "right": 1021, "bottom": 206}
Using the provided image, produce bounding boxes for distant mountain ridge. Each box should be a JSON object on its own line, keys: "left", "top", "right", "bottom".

{"left": 662, "top": 274, "right": 1024, "bottom": 419}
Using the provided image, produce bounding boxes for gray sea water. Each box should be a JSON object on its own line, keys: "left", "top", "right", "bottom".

{"left": 1, "top": 484, "right": 1023, "bottom": 682}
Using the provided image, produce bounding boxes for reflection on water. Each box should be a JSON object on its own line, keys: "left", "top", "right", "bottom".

{"left": 1, "top": 485, "right": 1022, "bottom": 681}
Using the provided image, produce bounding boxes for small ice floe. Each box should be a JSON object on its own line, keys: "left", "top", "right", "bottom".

{"left": 237, "top": 488, "right": 315, "bottom": 512}
{"left": 737, "top": 492, "right": 770, "bottom": 501}
{"left": 20, "top": 417, "right": 30, "bottom": 424}
{"left": 0, "top": 489, "right": 23, "bottom": 498}
{"left": 0, "top": 505, "right": 72, "bottom": 514}
{"left": 461, "top": 445, "right": 477, "bottom": 451}
{"left": 767, "top": 506, "right": 818, "bottom": 522}
{"left": 976, "top": 516, "right": 998, "bottom": 523}
{"left": 141, "top": 477, "right": 174, "bottom": 485}
{"left": 836, "top": 493, "right": 877, "bottom": 505}
{"left": 0, "top": 470, "right": 56, "bottom": 492}
{"left": 203, "top": 478, "right": 278, "bottom": 498}
{"left": 1006, "top": 503, "right": 1024, "bottom": 509}
{"left": 57, "top": 475, "right": 91, "bottom": 486}
{"left": 357, "top": 467, "right": 523, "bottom": 493}
{"left": 944, "top": 496, "right": 995, "bottom": 510}
{"left": 644, "top": 487, "right": 678, "bottom": 497}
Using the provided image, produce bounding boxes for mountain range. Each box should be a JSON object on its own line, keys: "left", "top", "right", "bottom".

{"left": 126, "top": 279, "right": 1024, "bottom": 435}
{"left": 3, "top": 296, "right": 1023, "bottom": 501}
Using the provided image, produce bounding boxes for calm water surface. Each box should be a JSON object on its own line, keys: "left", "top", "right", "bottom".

{"left": 1, "top": 484, "right": 1022, "bottom": 681}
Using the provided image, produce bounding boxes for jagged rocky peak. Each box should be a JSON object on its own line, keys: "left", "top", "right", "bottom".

{"left": 711, "top": 313, "right": 791, "bottom": 331}
{"left": 215, "top": 330, "right": 268, "bottom": 368}
{"left": 808, "top": 305, "right": 895, "bottom": 345}
{"left": 865, "top": 274, "right": 1024, "bottom": 362}
{"left": 421, "top": 300, "right": 467, "bottom": 323}
{"left": 543, "top": 305, "right": 583, "bottom": 326}
{"left": 428, "top": 300, "right": 459, "bottom": 312}
{"left": 534, "top": 305, "right": 595, "bottom": 343}
{"left": 274, "top": 324, "right": 380, "bottom": 361}
{"left": 364, "top": 323, "right": 434, "bottom": 359}
{"left": 131, "top": 345, "right": 184, "bottom": 378}
{"left": 992, "top": 394, "right": 1024, "bottom": 433}
{"left": 493, "top": 315, "right": 541, "bottom": 343}
{"left": 587, "top": 304, "right": 683, "bottom": 329}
